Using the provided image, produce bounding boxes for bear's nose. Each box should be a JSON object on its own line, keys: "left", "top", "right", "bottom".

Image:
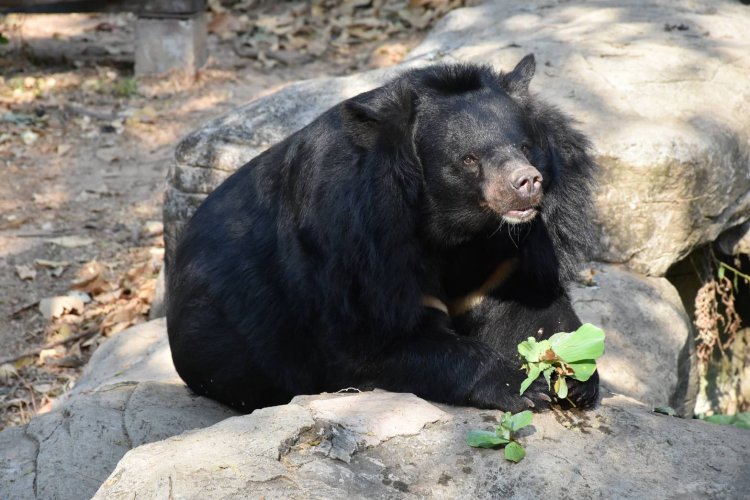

{"left": 510, "top": 166, "right": 543, "bottom": 198}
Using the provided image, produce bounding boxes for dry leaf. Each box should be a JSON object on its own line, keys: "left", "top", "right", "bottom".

{"left": 141, "top": 220, "right": 164, "bottom": 237}
{"left": 21, "top": 130, "right": 39, "bottom": 145}
{"left": 14, "top": 356, "right": 34, "bottom": 369}
{"left": 71, "top": 261, "right": 112, "bottom": 295}
{"left": 35, "top": 258, "right": 70, "bottom": 268}
{"left": 39, "top": 348, "right": 61, "bottom": 364}
{"left": 126, "top": 106, "right": 158, "bottom": 126}
{"left": 39, "top": 296, "right": 85, "bottom": 320}
{"left": 15, "top": 265, "right": 36, "bottom": 281}
{"left": 45, "top": 236, "right": 94, "bottom": 248}
{"left": 0, "top": 363, "right": 18, "bottom": 382}
{"left": 67, "top": 290, "right": 92, "bottom": 304}
{"left": 31, "top": 383, "right": 53, "bottom": 394}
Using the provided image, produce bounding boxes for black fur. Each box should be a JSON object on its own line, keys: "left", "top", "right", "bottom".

{"left": 167, "top": 55, "right": 599, "bottom": 413}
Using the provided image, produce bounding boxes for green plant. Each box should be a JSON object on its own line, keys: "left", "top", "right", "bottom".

{"left": 113, "top": 78, "right": 138, "bottom": 98}
{"left": 466, "top": 410, "right": 533, "bottom": 462}
{"left": 518, "top": 323, "right": 605, "bottom": 399}
{"left": 702, "top": 412, "right": 750, "bottom": 430}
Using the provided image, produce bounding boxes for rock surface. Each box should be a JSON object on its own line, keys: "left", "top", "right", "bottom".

{"left": 571, "top": 263, "right": 698, "bottom": 416}
{"left": 164, "top": 0, "right": 750, "bottom": 276}
{"left": 94, "top": 390, "right": 750, "bottom": 500}
{"left": 0, "top": 321, "right": 237, "bottom": 500}
{"left": 0, "top": 308, "right": 712, "bottom": 499}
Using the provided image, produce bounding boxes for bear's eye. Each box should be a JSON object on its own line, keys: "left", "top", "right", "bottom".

{"left": 521, "top": 144, "right": 531, "bottom": 159}
{"left": 462, "top": 154, "right": 479, "bottom": 166}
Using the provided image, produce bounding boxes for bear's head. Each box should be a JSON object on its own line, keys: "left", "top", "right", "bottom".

{"left": 341, "top": 55, "right": 593, "bottom": 266}
{"left": 413, "top": 55, "right": 551, "bottom": 243}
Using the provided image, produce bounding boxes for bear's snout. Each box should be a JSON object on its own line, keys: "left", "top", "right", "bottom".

{"left": 510, "top": 165, "right": 543, "bottom": 200}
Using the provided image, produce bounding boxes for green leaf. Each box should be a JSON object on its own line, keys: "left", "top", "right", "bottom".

{"left": 497, "top": 413, "right": 513, "bottom": 441}
{"left": 509, "top": 410, "right": 533, "bottom": 431}
{"left": 500, "top": 411, "right": 512, "bottom": 430}
{"left": 568, "top": 360, "right": 598, "bottom": 381}
{"left": 518, "top": 338, "right": 551, "bottom": 363}
{"left": 542, "top": 366, "right": 554, "bottom": 390}
{"left": 653, "top": 406, "right": 678, "bottom": 416}
{"left": 718, "top": 265, "right": 725, "bottom": 280}
{"left": 504, "top": 441, "right": 526, "bottom": 462}
{"left": 466, "top": 430, "right": 509, "bottom": 448}
{"left": 519, "top": 364, "right": 542, "bottom": 395}
{"left": 549, "top": 324, "right": 605, "bottom": 363}
{"left": 0, "top": 33, "right": 8, "bottom": 45}
{"left": 517, "top": 337, "right": 536, "bottom": 360}
{"left": 555, "top": 376, "right": 568, "bottom": 399}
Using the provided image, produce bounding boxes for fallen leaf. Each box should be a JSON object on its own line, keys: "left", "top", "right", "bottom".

{"left": 35, "top": 259, "right": 70, "bottom": 268}
{"left": 15, "top": 265, "right": 36, "bottom": 281}
{"left": 370, "top": 43, "right": 408, "bottom": 68}
{"left": 0, "top": 363, "right": 18, "bottom": 382}
{"left": 31, "top": 383, "right": 53, "bottom": 394}
{"left": 21, "top": 130, "right": 39, "bottom": 145}
{"left": 141, "top": 220, "right": 164, "bottom": 237}
{"left": 45, "top": 354, "right": 84, "bottom": 368}
{"left": 14, "top": 356, "right": 34, "bottom": 369}
{"left": 71, "top": 261, "right": 113, "bottom": 295}
{"left": 45, "top": 236, "right": 94, "bottom": 248}
{"left": 93, "top": 289, "right": 121, "bottom": 303}
{"left": 39, "top": 296, "right": 85, "bottom": 320}
{"left": 125, "top": 106, "right": 158, "bottom": 126}
{"left": 67, "top": 290, "right": 92, "bottom": 304}
{"left": 39, "top": 348, "right": 61, "bottom": 364}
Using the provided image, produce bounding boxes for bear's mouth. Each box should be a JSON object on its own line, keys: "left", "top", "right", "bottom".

{"left": 502, "top": 207, "right": 538, "bottom": 224}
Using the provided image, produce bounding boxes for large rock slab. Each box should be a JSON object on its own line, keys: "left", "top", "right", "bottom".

{"left": 0, "top": 301, "right": 731, "bottom": 499}
{"left": 94, "top": 390, "right": 750, "bottom": 499}
{"left": 165, "top": 0, "right": 750, "bottom": 276}
{"left": 0, "top": 321, "right": 237, "bottom": 500}
{"left": 571, "top": 263, "right": 698, "bottom": 416}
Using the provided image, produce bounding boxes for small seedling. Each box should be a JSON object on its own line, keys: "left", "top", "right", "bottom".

{"left": 466, "top": 410, "right": 532, "bottom": 462}
{"left": 518, "top": 323, "right": 605, "bottom": 399}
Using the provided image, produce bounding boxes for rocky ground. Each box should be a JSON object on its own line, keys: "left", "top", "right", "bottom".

{"left": 0, "top": 0, "right": 475, "bottom": 430}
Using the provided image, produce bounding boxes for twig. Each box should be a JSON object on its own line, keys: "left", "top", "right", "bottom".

{"left": 0, "top": 329, "right": 99, "bottom": 366}
{"left": 11, "top": 301, "right": 39, "bottom": 318}
{"left": 63, "top": 104, "right": 121, "bottom": 121}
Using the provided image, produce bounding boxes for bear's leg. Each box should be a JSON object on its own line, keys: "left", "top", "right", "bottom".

{"left": 355, "top": 310, "right": 553, "bottom": 412}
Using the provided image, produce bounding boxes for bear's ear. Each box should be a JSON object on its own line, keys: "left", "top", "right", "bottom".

{"left": 501, "top": 53, "right": 536, "bottom": 97}
{"left": 342, "top": 81, "right": 417, "bottom": 150}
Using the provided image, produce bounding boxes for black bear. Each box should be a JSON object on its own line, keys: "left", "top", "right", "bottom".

{"left": 167, "top": 54, "right": 599, "bottom": 413}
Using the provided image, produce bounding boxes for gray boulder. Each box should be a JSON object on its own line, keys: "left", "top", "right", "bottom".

{"left": 164, "top": 0, "right": 750, "bottom": 276}
{"left": 571, "top": 263, "right": 698, "bottom": 416}
{"left": 0, "top": 298, "right": 704, "bottom": 499}
{"left": 94, "top": 390, "right": 750, "bottom": 500}
{"left": 0, "top": 321, "right": 237, "bottom": 500}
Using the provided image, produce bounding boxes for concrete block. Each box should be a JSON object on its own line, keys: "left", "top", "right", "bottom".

{"left": 134, "top": 12, "right": 207, "bottom": 77}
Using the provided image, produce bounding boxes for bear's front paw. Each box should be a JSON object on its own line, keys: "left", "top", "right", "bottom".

{"left": 560, "top": 370, "right": 600, "bottom": 409}
{"left": 468, "top": 366, "right": 552, "bottom": 413}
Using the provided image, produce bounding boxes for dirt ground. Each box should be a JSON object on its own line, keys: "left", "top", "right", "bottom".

{"left": 0, "top": 1, "right": 474, "bottom": 430}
